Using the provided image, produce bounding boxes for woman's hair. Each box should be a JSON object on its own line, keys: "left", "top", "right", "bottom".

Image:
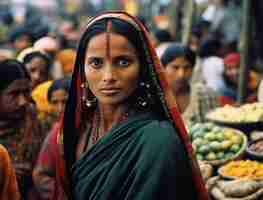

{"left": 154, "top": 29, "right": 173, "bottom": 44}
{"left": 9, "top": 25, "right": 32, "bottom": 43}
{"left": 23, "top": 51, "right": 51, "bottom": 71}
{"left": 0, "top": 59, "right": 30, "bottom": 91}
{"left": 161, "top": 43, "right": 196, "bottom": 67}
{"left": 78, "top": 18, "right": 166, "bottom": 116}
{"left": 47, "top": 78, "right": 71, "bottom": 102}
{"left": 198, "top": 37, "right": 221, "bottom": 58}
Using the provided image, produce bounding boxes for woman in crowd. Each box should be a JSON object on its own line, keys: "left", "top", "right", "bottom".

{"left": 47, "top": 78, "right": 71, "bottom": 120}
{"left": 161, "top": 43, "right": 218, "bottom": 123}
{"left": 22, "top": 51, "right": 51, "bottom": 89}
{"left": 0, "top": 59, "right": 42, "bottom": 199}
{"left": 62, "top": 11, "right": 209, "bottom": 200}
{"left": 33, "top": 11, "right": 208, "bottom": 200}
{"left": 33, "top": 78, "right": 71, "bottom": 200}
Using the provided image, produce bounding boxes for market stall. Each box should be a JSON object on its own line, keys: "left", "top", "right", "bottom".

{"left": 188, "top": 103, "right": 263, "bottom": 199}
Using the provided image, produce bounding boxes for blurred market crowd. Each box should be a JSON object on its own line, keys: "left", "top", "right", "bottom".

{"left": 0, "top": 0, "right": 263, "bottom": 199}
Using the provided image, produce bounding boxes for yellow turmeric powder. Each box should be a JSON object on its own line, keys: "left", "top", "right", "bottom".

{"left": 220, "top": 160, "right": 263, "bottom": 179}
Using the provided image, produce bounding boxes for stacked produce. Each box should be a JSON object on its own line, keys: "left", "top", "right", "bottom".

{"left": 191, "top": 103, "right": 263, "bottom": 199}
{"left": 206, "top": 176, "right": 263, "bottom": 200}
{"left": 189, "top": 123, "right": 246, "bottom": 164}
{"left": 207, "top": 103, "right": 263, "bottom": 123}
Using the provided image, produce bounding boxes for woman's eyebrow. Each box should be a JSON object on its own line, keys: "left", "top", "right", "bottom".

{"left": 86, "top": 55, "right": 103, "bottom": 60}
{"left": 113, "top": 55, "right": 136, "bottom": 59}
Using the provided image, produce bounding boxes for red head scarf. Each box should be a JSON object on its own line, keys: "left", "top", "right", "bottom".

{"left": 224, "top": 52, "right": 240, "bottom": 66}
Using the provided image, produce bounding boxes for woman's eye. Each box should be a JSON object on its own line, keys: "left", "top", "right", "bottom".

{"left": 172, "top": 65, "right": 179, "bottom": 70}
{"left": 116, "top": 58, "right": 131, "bottom": 67}
{"left": 87, "top": 58, "right": 103, "bottom": 69}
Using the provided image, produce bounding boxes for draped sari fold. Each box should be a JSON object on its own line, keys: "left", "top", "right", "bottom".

{"left": 72, "top": 113, "right": 199, "bottom": 200}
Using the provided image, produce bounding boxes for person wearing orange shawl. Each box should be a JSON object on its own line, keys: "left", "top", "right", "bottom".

{"left": 0, "top": 144, "right": 20, "bottom": 200}
{"left": 55, "top": 49, "right": 77, "bottom": 76}
{"left": 35, "top": 11, "right": 209, "bottom": 200}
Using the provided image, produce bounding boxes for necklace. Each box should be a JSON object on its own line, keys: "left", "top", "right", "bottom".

{"left": 90, "top": 108, "right": 129, "bottom": 145}
{"left": 91, "top": 110, "right": 100, "bottom": 145}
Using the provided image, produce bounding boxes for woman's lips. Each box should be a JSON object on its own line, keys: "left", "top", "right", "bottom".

{"left": 100, "top": 88, "right": 121, "bottom": 95}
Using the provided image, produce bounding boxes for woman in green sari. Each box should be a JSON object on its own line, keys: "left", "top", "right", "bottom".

{"left": 63, "top": 11, "right": 209, "bottom": 200}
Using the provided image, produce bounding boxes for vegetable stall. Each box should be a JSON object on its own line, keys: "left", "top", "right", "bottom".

{"left": 188, "top": 102, "right": 263, "bottom": 199}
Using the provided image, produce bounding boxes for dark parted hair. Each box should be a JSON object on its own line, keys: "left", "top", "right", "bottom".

{"left": 23, "top": 51, "right": 52, "bottom": 71}
{"left": 47, "top": 78, "right": 71, "bottom": 102}
{"left": 161, "top": 43, "right": 196, "bottom": 67}
{"left": 9, "top": 25, "right": 33, "bottom": 43}
{"left": 154, "top": 29, "right": 172, "bottom": 43}
{"left": 0, "top": 59, "right": 30, "bottom": 92}
{"left": 198, "top": 37, "right": 221, "bottom": 58}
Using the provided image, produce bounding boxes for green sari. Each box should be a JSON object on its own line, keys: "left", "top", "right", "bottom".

{"left": 72, "top": 113, "right": 198, "bottom": 199}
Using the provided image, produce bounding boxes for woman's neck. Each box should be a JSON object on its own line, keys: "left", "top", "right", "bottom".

{"left": 98, "top": 103, "right": 129, "bottom": 134}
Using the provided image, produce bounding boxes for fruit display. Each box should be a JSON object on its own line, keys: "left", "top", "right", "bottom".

{"left": 206, "top": 103, "right": 263, "bottom": 123}
{"left": 188, "top": 123, "right": 247, "bottom": 165}
{"left": 218, "top": 160, "right": 263, "bottom": 180}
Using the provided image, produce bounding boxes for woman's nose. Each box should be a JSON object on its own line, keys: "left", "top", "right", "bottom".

{"left": 32, "top": 71, "right": 40, "bottom": 81}
{"left": 18, "top": 94, "right": 28, "bottom": 107}
{"left": 57, "top": 102, "right": 65, "bottom": 113}
{"left": 177, "top": 67, "right": 186, "bottom": 78}
{"left": 102, "top": 65, "right": 116, "bottom": 82}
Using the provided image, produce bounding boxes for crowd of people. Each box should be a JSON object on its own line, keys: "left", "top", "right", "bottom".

{"left": 0, "top": 0, "right": 262, "bottom": 200}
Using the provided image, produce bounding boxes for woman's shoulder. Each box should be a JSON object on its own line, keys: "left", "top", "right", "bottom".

{"left": 139, "top": 119, "right": 178, "bottom": 147}
{"left": 133, "top": 119, "right": 183, "bottom": 160}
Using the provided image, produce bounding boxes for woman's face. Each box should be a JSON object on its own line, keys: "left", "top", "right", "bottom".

{"left": 49, "top": 89, "right": 68, "bottom": 117}
{"left": 224, "top": 62, "right": 239, "bottom": 85}
{"left": 85, "top": 32, "right": 140, "bottom": 106}
{"left": 25, "top": 57, "right": 49, "bottom": 88}
{"left": 0, "top": 79, "right": 31, "bottom": 120}
{"left": 165, "top": 56, "right": 193, "bottom": 88}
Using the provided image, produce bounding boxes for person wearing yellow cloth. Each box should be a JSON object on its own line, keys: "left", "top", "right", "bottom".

{"left": 32, "top": 81, "right": 54, "bottom": 133}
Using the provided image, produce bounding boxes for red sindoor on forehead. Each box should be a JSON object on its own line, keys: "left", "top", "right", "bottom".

{"left": 106, "top": 20, "right": 113, "bottom": 60}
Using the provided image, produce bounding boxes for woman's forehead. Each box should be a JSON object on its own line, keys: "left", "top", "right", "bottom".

{"left": 86, "top": 33, "right": 136, "bottom": 56}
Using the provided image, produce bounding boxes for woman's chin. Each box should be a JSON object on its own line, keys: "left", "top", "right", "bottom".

{"left": 97, "top": 96, "right": 127, "bottom": 107}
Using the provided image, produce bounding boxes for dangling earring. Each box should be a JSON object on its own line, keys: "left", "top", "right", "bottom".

{"left": 81, "top": 82, "right": 96, "bottom": 107}
{"left": 138, "top": 97, "right": 148, "bottom": 107}
{"left": 136, "top": 82, "right": 152, "bottom": 108}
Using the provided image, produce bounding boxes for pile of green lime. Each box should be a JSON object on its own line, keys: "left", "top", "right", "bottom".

{"left": 188, "top": 123, "right": 244, "bottom": 161}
